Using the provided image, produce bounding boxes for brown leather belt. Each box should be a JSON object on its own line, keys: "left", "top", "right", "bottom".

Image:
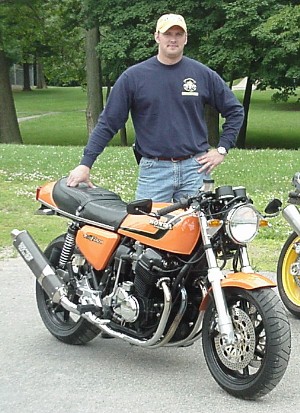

{"left": 150, "top": 155, "right": 194, "bottom": 162}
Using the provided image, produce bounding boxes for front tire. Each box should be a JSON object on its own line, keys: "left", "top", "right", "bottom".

{"left": 36, "top": 235, "right": 100, "bottom": 344}
{"left": 277, "top": 232, "right": 300, "bottom": 317}
{"left": 202, "top": 287, "right": 291, "bottom": 399}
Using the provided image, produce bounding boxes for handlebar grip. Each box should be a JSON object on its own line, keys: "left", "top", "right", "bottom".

{"left": 156, "top": 199, "right": 189, "bottom": 216}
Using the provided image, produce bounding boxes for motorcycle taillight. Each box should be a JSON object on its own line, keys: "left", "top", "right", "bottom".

{"left": 36, "top": 186, "right": 41, "bottom": 200}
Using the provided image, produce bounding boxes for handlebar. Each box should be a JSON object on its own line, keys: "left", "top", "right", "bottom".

{"left": 156, "top": 198, "right": 191, "bottom": 216}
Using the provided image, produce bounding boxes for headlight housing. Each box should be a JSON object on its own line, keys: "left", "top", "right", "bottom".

{"left": 225, "top": 204, "right": 259, "bottom": 244}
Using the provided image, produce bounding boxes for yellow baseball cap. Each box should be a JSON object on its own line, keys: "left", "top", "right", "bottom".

{"left": 156, "top": 14, "right": 187, "bottom": 33}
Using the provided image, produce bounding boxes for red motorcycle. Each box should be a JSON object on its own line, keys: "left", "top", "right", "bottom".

{"left": 11, "top": 177, "right": 291, "bottom": 399}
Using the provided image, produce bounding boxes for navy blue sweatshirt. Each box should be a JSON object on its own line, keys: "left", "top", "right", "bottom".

{"left": 81, "top": 56, "right": 244, "bottom": 168}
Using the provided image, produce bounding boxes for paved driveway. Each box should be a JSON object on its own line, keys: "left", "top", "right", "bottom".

{"left": 0, "top": 258, "right": 299, "bottom": 413}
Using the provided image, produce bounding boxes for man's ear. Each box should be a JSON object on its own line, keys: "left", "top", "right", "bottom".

{"left": 154, "top": 32, "right": 160, "bottom": 44}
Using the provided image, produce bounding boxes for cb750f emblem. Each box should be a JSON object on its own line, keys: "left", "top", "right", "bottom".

{"left": 149, "top": 219, "right": 173, "bottom": 230}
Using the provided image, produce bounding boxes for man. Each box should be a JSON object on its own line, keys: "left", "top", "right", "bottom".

{"left": 67, "top": 13, "right": 244, "bottom": 202}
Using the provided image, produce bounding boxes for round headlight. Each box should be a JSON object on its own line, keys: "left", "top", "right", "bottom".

{"left": 225, "top": 204, "right": 259, "bottom": 244}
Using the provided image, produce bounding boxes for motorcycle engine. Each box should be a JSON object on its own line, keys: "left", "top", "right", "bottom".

{"left": 113, "top": 281, "right": 139, "bottom": 322}
{"left": 111, "top": 248, "right": 166, "bottom": 324}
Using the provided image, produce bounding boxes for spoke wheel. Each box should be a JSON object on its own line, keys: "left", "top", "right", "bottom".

{"left": 277, "top": 232, "right": 300, "bottom": 317}
{"left": 36, "top": 235, "right": 100, "bottom": 344}
{"left": 202, "top": 287, "right": 291, "bottom": 399}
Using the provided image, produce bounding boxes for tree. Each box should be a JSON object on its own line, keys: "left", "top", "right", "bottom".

{"left": 0, "top": 1, "right": 26, "bottom": 143}
{"left": 41, "top": 0, "right": 86, "bottom": 87}
{"left": 253, "top": 4, "right": 300, "bottom": 101}
{"left": 0, "top": 50, "right": 22, "bottom": 143}
{"left": 197, "top": 0, "right": 283, "bottom": 148}
{"left": 85, "top": 26, "right": 103, "bottom": 133}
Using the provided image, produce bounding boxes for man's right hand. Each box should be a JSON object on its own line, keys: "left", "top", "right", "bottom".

{"left": 67, "top": 165, "right": 94, "bottom": 187}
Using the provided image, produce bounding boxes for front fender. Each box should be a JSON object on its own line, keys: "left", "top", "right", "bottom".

{"left": 221, "top": 272, "right": 276, "bottom": 289}
{"left": 199, "top": 272, "right": 276, "bottom": 311}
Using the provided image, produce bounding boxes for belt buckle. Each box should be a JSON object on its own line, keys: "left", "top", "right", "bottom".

{"left": 171, "top": 157, "right": 179, "bottom": 162}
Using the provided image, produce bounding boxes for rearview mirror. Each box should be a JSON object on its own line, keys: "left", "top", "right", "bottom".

{"left": 264, "top": 198, "right": 282, "bottom": 214}
{"left": 127, "top": 199, "right": 152, "bottom": 215}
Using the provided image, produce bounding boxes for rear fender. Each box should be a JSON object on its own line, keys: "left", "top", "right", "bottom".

{"left": 199, "top": 272, "right": 276, "bottom": 311}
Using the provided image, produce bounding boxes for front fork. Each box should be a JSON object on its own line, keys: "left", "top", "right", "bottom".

{"left": 199, "top": 212, "right": 235, "bottom": 344}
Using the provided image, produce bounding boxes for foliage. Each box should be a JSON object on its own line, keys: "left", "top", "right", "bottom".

{"left": 0, "top": 0, "right": 86, "bottom": 85}
{"left": 89, "top": 0, "right": 205, "bottom": 82}
{"left": 0, "top": 0, "right": 39, "bottom": 62}
{"left": 197, "top": 0, "right": 299, "bottom": 101}
{"left": 1, "top": 0, "right": 299, "bottom": 90}
{"left": 41, "top": 0, "right": 86, "bottom": 86}
{"left": 253, "top": 5, "right": 300, "bottom": 101}
{"left": 198, "top": 0, "right": 276, "bottom": 79}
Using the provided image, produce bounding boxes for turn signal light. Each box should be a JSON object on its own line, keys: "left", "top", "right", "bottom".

{"left": 259, "top": 219, "right": 270, "bottom": 227}
{"left": 207, "top": 219, "right": 222, "bottom": 227}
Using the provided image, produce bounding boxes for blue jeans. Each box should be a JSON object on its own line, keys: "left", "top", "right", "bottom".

{"left": 135, "top": 154, "right": 210, "bottom": 202}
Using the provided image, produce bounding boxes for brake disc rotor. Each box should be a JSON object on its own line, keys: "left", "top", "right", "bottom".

{"left": 214, "top": 307, "right": 256, "bottom": 370}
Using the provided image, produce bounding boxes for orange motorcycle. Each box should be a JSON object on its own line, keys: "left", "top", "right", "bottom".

{"left": 11, "top": 177, "right": 291, "bottom": 399}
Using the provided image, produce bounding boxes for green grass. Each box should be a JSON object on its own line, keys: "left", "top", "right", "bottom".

{"left": 15, "top": 87, "right": 89, "bottom": 146}
{"left": 13, "top": 86, "right": 300, "bottom": 149}
{"left": 0, "top": 144, "right": 298, "bottom": 272}
{"left": 234, "top": 90, "right": 300, "bottom": 149}
{"left": 14, "top": 86, "right": 87, "bottom": 114}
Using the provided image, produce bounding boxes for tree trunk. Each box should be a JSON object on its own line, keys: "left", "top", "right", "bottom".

{"left": 106, "top": 79, "right": 111, "bottom": 101}
{"left": 36, "top": 61, "right": 47, "bottom": 89}
{"left": 0, "top": 50, "right": 23, "bottom": 144}
{"left": 236, "top": 77, "right": 253, "bottom": 149}
{"left": 119, "top": 126, "right": 127, "bottom": 146}
{"left": 85, "top": 26, "right": 103, "bottom": 135}
{"left": 205, "top": 104, "right": 219, "bottom": 147}
{"left": 23, "top": 62, "right": 32, "bottom": 91}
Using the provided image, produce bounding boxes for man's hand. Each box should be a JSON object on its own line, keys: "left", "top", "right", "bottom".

{"left": 196, "top": 149, "right": 226, "bottom": 174}
{"left": 67, "top": 165, "right": 94, "bottom": 187}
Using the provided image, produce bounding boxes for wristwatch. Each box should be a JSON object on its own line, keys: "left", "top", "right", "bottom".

{"left": 217, "top": 146, "right": 228, "bottom": 156}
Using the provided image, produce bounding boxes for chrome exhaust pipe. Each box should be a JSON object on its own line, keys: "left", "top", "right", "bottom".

{"left": 11, "top": 229, "right": 79, "bottom": 314}
{"left": 82, "top": 279, "right": 173, "bottom": 347}
{"left": 282, "top": 205, "right": 300, "bottom": 236}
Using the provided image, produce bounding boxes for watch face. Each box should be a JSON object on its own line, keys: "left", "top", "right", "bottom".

{"left": 217, "top": 147, "right": 227, "bottom": 155}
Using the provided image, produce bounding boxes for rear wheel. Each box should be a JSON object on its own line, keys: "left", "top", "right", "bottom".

{"left": 277, "top": 232, "right": 300, "bottom": 317}
{"left": 202, "top": 287, "right": 291, "bottom": 399}
{"left": 36, "top": 235, "right": 100, "bottom": 344}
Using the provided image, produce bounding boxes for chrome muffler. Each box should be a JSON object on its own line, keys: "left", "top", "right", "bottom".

{"left": 282, "top": 205, "right": 300, "bottom": 236}
{"left": 11, "top": 229, "right": 79, "bottom": 314}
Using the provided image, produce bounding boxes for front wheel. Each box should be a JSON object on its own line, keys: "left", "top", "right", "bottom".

{"left": 277, "top": 232, "right": 300, "bottom": 317}
{"left": 36, "top": 235, "right": 101, "bottom": 344}
{"left": 202, "top": 287, "right": 291, "bottom": 400}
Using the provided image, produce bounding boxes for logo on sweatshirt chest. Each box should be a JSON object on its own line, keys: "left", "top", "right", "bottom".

{"left": 182, "top": 78, "right": 198, "bottom": 96}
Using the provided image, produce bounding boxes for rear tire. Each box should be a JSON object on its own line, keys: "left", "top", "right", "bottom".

{"left": 277, "top": 232, "right": 300, "bottom": 317}
{"left": 36, "top": 235, "right": 100, "bottom": 344}
{"left": 202, "top": 287, "right": 291, "bottom": 399}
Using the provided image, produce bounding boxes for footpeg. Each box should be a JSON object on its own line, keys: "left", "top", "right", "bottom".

{"left": 77, "top": 304, "right": 99, "bottom": 314}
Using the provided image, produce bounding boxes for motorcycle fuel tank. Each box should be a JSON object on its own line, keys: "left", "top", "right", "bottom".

{"left": 119, "top": 206, "right": 200, "bottom": 255}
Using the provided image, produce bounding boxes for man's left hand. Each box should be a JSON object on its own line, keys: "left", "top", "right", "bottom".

{"left": 196, "top": 149, "right": 226, "bottom": 174}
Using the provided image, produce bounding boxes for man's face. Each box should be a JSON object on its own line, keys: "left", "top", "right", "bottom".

{"left": 155, "top": 26, "right": 187, "bottom": 60}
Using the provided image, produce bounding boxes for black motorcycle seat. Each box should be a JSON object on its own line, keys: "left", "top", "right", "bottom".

{"left": 52, "top": 177, "right": 128, "bottom": 230}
